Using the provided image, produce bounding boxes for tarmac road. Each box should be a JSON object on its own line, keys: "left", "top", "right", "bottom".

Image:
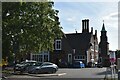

{"left": 1, "top": 68, "right": 118, "bottom": 80}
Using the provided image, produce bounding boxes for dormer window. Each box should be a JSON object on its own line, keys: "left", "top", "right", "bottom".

{"left": 55, "top": 39, "right": 62, "bottom": 50}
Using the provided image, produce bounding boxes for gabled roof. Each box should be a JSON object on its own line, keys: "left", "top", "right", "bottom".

{"left": 63, "top": 33, "right": 92, "bottom": 54}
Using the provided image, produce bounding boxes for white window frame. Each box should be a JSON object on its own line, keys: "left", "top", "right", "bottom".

{"left": 30, "top": 51, "right": 49, "bottom": 63}
{"left": 55, "top": 39, "right": 62, "bottom": 50}
{"left": 74, "top": 55, "right": 85, "bottom": 60}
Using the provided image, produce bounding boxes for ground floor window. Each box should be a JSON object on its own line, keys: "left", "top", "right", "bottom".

{"left": 30, "top": 51, "right": 49, "bottom": 63}
{"left": 74, "top": 55, "right": 85, "bottom": 60}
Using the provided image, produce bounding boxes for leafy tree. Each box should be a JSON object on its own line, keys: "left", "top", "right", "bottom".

{"left": 2, "top": 1, "right": 63, "bottom": 62}
{"left": 116, "top": 50, "right": 120, "bottom": 58}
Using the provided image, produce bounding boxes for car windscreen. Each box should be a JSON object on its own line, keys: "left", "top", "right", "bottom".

{"left": 34, "top": 62, "right": 42, "bottom": 66}
{"left": 20, "top": 61, "right": 37, "bottom": 65}
{"left": 41, "top": 63, "right": 53, "bottom": 66}
{"left": 74, "top": 62, "right": 80, "bottom": 65}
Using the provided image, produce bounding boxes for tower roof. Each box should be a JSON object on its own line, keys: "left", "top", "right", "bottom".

{"left": 101, "top": 22, "right": 106, "bottom": 32}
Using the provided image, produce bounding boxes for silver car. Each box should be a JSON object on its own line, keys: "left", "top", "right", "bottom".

{"left": 28, "top": 62, "right": 58, "bottom": 74}
{"left": 15, "top": 60, "right": 37, "bottom": 73}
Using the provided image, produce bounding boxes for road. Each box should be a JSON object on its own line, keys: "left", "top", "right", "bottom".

{"left": 2, "top": 68, "right": 118, "bottom": 80}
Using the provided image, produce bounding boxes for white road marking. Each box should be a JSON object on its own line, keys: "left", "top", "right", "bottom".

{"left": 28, "top": 73, "right": 67, "bottom": 77}
{"left": 57, "top": 73, "right": 66, "bottom": 76}
{"left": 6, "top": 73, "right": 67, "bottom": 78}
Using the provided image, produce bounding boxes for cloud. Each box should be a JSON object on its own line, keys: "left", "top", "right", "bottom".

{"left": 54, "top": 0, "right": 119, "bottom": 2}
{"left": 103, "top": 12, "right": 118, "bottom": 20}
{"left": 66, "top": 17, "right": 76, "bottom": 22}
{"left": 66, "top": 16, "right": 78, "bottom": 22}
{"left": 101, "top": 12, "right": 118, "bottom": 50}
{"left": 102, "top": 12, "right": 118, "bottom": 29}
{"left": 111, "top": 12, "right": 118, "bottom": 18}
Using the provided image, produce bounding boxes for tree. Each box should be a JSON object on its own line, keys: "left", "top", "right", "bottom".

{"left": 2, "top": 1, "right": 63, "bottom": 62}
{"left": 116, "top": 50, "right": 120, "bottom": 58}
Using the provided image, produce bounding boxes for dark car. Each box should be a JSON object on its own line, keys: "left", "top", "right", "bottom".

{"left": 28, "top": 62, "right": 58, "bottom": 74}
{"left": 15, "top": 60, "right": 37, "bottom": 73}
{"left": 97, "top": 62, "right": 103, "bottom": 68}
{"left": 73, "top": 61, "right": 85, "bottom": 68}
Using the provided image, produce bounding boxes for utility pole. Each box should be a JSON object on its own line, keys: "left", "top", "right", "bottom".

{"left": 12, "top": 35, "right": 18, "bottom": 73}
{"left": 117, "top": 58, "right": 120, "bottom": 80}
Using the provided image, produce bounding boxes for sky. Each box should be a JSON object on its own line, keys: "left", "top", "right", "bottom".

{"left": 53, "top": 1, "right": 119, "bottom": 51}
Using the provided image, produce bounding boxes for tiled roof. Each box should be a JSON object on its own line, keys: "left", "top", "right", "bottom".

{"left": 63, "top": 32, "right": 92, "bottom": 54}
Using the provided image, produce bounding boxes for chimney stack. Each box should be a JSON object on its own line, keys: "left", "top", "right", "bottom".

{"left": 91, "top": 27, "right": 93, "bottom": 33}
{"left": 82, "top": 20, "right": 85, "bottom": 32}
{"left": 82, "top": 19, "right": 89, "bottom": 33}
{"left": 75, "top": 29, "right": 77, "bottom": 33}
{"left": 95, "top": 30, "right": 97, "bottom": 36}
{"left": 86, "top": 19, "right": 89, "bottom": 32}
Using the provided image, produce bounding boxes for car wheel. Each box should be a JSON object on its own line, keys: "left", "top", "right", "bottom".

{"left": 28, "top": 71, "right": 32, "bottom": 74}
{"left": 32, "top": 69, "right": 38, "bottom": 74}
{"left": 47, "top": 68, "right": 56, "bottom": 74}
{"left": 28, "top": 70, "right": 36, "bottom": 74}
{"left": 48, "top": 71, "right": 52, "bottom": 74}
{"left": 52, "top": 68, "right": 56, "bottom": 73}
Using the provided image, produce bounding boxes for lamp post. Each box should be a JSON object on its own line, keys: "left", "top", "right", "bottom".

{"left": 109, "top": 51, "right": 116, "bottom": 79}
{"left": 12, "top": 35, "right": 17, "bottom": 73}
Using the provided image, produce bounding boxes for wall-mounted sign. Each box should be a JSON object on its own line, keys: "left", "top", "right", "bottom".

{"left": 109, "top": 51, "right": 116, "bottom": 63}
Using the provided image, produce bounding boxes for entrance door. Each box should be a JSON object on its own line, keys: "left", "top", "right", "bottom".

{"left": 68, "top": 54, "right": 72, "bottom": 64}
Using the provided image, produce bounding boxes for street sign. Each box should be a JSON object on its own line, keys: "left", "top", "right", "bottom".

{"left": 109, "top": 51, "right": 116, "bottom": 63}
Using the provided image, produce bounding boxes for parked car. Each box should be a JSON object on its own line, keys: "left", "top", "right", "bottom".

{"left": 96, "top": 62, "right": 103, "bottom": 68}
{"left": 87, "top": 62, "right": 92, "bottom": 67}
{"left": 73, "top": 61, "right": 85, "bottom": 68}
{"left": 15, "top": 60, "right": 37, "bottom": 73}
{"left": 28, "top": 62, "right": 58, "bottom": 74}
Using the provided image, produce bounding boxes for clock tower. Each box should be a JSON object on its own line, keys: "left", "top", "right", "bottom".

{"left": 99, "top": 21, "right": 110, "bottom": 67}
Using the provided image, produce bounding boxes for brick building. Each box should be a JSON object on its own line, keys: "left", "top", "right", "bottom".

{"left": 51, "top": 19, "right": 99, "bottom": 67}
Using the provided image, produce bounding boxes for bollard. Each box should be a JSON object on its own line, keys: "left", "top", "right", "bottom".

{"left": 118, "top": 70, "right": 120, "bottom": 80}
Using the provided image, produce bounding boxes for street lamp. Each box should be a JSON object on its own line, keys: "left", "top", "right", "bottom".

{"left": 12, "top": 35, "right": 17, "bottom": 73}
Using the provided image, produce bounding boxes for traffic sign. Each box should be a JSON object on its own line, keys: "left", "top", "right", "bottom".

{"left": 109, "top": 51, "right": 116, "bottom": 63}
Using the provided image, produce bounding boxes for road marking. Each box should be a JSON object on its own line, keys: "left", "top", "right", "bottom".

{"left": 57, "top": 73, "right": 66, "bottom": 76}
{"left": 6, "top": 72, "right": 67, "bottom": 78}
{"left": 28, "top": 73, "right": 67, "bottom": 77}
